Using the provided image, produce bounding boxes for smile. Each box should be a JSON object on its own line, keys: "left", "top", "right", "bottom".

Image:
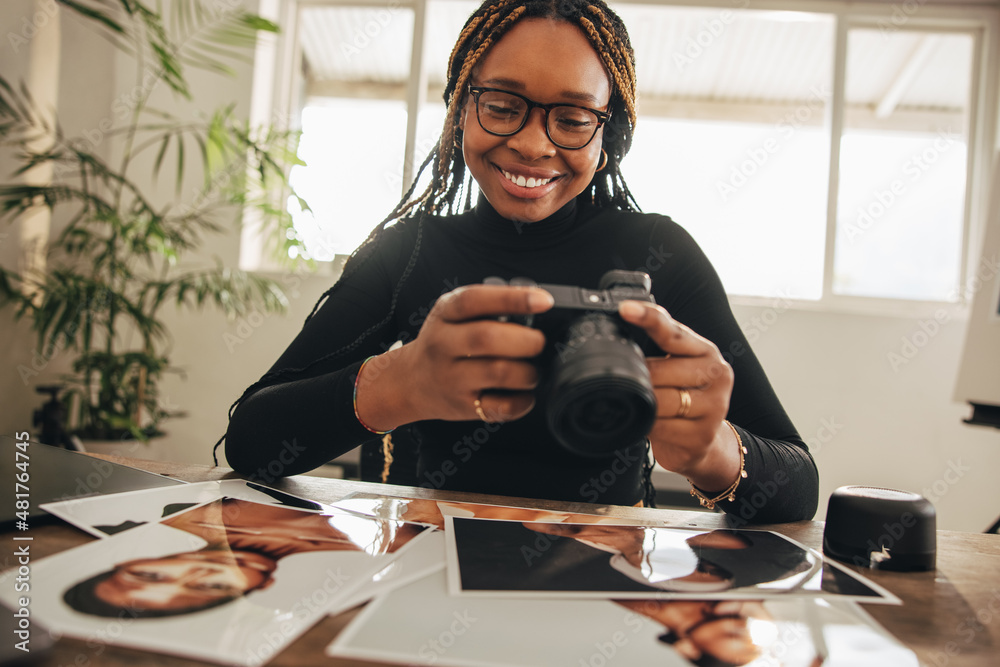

{"left": 501, "top": 169, "right": 553, "bottom": 189}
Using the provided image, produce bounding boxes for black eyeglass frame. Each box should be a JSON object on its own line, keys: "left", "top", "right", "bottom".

{"left": 467, "top": 85, "right": 611, "bottom": 150}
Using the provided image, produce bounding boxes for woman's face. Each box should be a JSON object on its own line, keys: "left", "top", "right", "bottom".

{"left": 460, "top": 18, "right": 611, "bottom": 223}
{"left": 617, "top": 599, "right": 765, "bottom": 665}
{"left": 94, "top": 550, "right": 276, "bottom": 612}
{"left": 685, "top": 615, "right": 760, "bottom": 664}
{"left": 524, "top": 522, "right": 646, "bottom": 561}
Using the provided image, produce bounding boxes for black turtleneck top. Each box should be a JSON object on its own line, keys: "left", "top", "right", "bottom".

{"left": 225, "top": 197, "right": 818, "bottom": 523}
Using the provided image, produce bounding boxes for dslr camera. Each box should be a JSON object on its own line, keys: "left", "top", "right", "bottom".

{"left": 485, "top": 270, "right": 657, "bottom": 458}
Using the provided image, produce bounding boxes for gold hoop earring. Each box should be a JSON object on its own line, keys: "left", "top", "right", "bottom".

{"left": 596, "top": 149, "right": 608, "bottom": 172}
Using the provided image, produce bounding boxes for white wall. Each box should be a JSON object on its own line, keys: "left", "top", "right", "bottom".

{"left": 732, "top": 301, "right": 1000, "bottom": 533}
{"left": 2, "top": 0, "right": 998, "bottom": 534}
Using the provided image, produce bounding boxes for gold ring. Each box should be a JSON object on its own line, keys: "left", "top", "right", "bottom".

{"left": 474, "top": 395, "right": 489, "bottom": 422}
{"left": 676, "top": 388, "right": 692, "bottom": 419}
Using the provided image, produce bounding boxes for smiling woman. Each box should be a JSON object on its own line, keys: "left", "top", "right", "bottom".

{"left": 62, "top": 498, "right": 422, "bottom": 618}
{"left": 68, "top": 549, "right": 276, "bottom": 617}
{"left": 457, "top": 19, "right": 611, "bottom": 223}
{"left": 221, "top": 0, "right": 818, "bottom": 525}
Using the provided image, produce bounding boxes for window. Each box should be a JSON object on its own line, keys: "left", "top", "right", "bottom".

{"left": 618, "top": 7, "right": 835, "bottom": 300}
{"left": 267, "top": 1, "right": 476, "bottom": 261}
{"left": 249, "top": 0, "right": 996, "bottom": 310}
{"left": 834, "top": 29, "right": 973, "bottom": 302}
{"left": 286, "top": 4, "right": 416, "bottom": 260}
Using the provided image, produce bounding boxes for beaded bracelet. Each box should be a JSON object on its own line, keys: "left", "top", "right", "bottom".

{"left": 688, "top": 420, "right": 748, "bottom": 510}
{"left": 353, "top": 356, "right": 394, "bottom": 435}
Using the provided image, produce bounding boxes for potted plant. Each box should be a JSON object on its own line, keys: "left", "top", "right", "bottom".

{"left": 0, "top": 0, "right": 308, "bottom": 443}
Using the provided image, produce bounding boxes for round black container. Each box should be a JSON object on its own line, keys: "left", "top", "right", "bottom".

{"left": 822, "top": 485, "right": 936, "bottom": 572}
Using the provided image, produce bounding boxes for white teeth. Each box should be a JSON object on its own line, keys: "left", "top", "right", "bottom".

{"left": 502, "top": 169, "right": 551, "bottom": 188}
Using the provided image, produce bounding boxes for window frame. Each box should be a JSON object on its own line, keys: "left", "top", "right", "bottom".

{"left": 817, "top": 10, "right": 995, "bottom": 317}
{"left": 244, "top": 0, "right": 1000, "bottom": 318}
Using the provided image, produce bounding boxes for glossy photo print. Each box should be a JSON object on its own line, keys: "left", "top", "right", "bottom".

{"left": 331, "top": 492, "right": 653, "bottom": 528}
{"left": 323, "top": 493, "right": 651, "bottom": 615}
{"left": 445, "top": 518, "right": 899, "bottom": 603}
{"left": 39, "top": 479, "right": 333, "bottom": 537}
{"left": 0, "top": 498, "right": 430, "bottom": 666}
{"left": 328, "top": 568, "right": 918, "bottom": 667}
{"left": 324, "top": 529, "right": 447, "bottom": 617}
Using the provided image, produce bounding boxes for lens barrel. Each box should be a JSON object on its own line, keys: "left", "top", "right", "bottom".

{"left": 546, "top": 314, "right": 657, "bottom": 457}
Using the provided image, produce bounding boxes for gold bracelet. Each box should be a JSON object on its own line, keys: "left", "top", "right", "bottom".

{"left": 688, "top": 421, "right": 748, "bottom": 510}
{"left": 353, "top": 356, "right": 394, "bottom": 435}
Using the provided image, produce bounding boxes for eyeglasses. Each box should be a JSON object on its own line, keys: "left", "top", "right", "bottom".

{"left": 467, "top": 85, "right": 611, "bottom": 150}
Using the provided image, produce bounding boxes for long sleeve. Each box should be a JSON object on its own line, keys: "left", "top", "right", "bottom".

{"left": 717, "top": 424, "right": 819, "bottom": 524}
{"left": 644, "top": 217, "right": 818, "bottom": 523}
{"left": 224, "top": 223, "right": 417, "bottom": 478}
{"left": 222, "top": 198, "right": 818, "bottom": 519}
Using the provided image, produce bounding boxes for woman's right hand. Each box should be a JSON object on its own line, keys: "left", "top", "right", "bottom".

{"left": 354, "top": 284, "right": 554, "bottom": 430}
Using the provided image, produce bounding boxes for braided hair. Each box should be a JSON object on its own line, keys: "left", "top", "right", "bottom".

{"left": 436, "top": 0, "right": 640, "bottom": 216}
{"left": 215, "top": 0, "right": 641, "bottom": 463}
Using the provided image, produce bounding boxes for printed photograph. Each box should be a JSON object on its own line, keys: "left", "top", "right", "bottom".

{"left": 40, "top": 479, "right": 332, "bottom": 537}
{"left": 329, "top": 568, "right": 917, "bottom": 667}
{"left": 324, "top": 493, "right": 652, "bottom": 615}
{"left": 332, "top": 492, "right": 653, "bottom": 529}
{"left": 445, "top": 518, "right": 898, "bottom": 603}
{"left": 0, "top": 498, "right": 430, "bottom": 666}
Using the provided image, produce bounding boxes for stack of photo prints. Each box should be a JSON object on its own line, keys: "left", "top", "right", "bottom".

{"left": 0, "top": 480, "right": 919, "bottom": 666}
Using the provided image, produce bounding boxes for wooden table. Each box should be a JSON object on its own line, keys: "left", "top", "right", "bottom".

{"left": 9, "top": 457, "right": 1000, "bottom": 666}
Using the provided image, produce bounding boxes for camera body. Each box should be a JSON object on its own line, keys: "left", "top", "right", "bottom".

{"left": 485, "top": 270, "right": 658, "bottom": 458}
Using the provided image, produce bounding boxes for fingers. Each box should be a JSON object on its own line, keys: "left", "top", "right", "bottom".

{"left": 452, "top": 320, "right": 547, "bottom": 359}
{"left": 653, "top": 385, "right": 730, "bottom": 421}
{"left": 473, "top": 390, "right": 536, "bottom": 423}
{"left": 655, "top": 386, "right": 696, "bottom": 420}
{"left": 648, "top": 359, "right": 732, "bottom": 420}
{"left": 618, "top": 300, "right": 736, "bottom": 477}
{"left": 647, "top": 355, "right": 733, "bottom": 390}
{"left": 435, "top": 284, "right": 554, "bottom": 323}
{"left": 618, "top": 300, "right": 714, "bottom": 358}
{"left": 617, "top": 300, "right": 733, "bottom": 423}
{"left": 465, "top": 357, "right": 540, "bottom": 392}
{"left": 406, "top": 285, "right": 555, "bottom": 425}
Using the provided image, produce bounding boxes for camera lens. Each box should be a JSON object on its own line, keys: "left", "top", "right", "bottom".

{"left": 546, "top": 314, "right": 657, "bottom": 457}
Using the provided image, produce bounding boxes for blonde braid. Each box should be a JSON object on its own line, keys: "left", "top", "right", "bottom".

{"left": 577, "top": 18, "right": 627, "bottom": 111}
{"left": 584, "top": 7, "right": 637, "bottom": 127}
{"left": 601, "top": 28, "right": 636, "bottom": 125}
{"left": 439, "top": 5, "right": 527, "bottom": 178}
{"left": 447, "top": 14, "right": 485, "bottom": 74}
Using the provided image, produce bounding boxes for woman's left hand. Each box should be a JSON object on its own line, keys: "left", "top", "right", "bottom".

{"left": 617, "top": 300, "right": 739, "bottom": 490}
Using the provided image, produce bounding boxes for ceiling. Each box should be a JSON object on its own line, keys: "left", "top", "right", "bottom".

{"left": 297, "top": 1, "right": 974, "bottom": 116}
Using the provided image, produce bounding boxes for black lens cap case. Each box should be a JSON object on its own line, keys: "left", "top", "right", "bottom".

{"left": 823, "top": 485, "right": 936, "bottom": 572}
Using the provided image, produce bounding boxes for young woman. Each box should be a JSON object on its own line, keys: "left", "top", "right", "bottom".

{"left": 63, "top": 498, "right": 423, "bottom": 617}
{"left": 221, "top": 0, "right": 818, "bottom": 523}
